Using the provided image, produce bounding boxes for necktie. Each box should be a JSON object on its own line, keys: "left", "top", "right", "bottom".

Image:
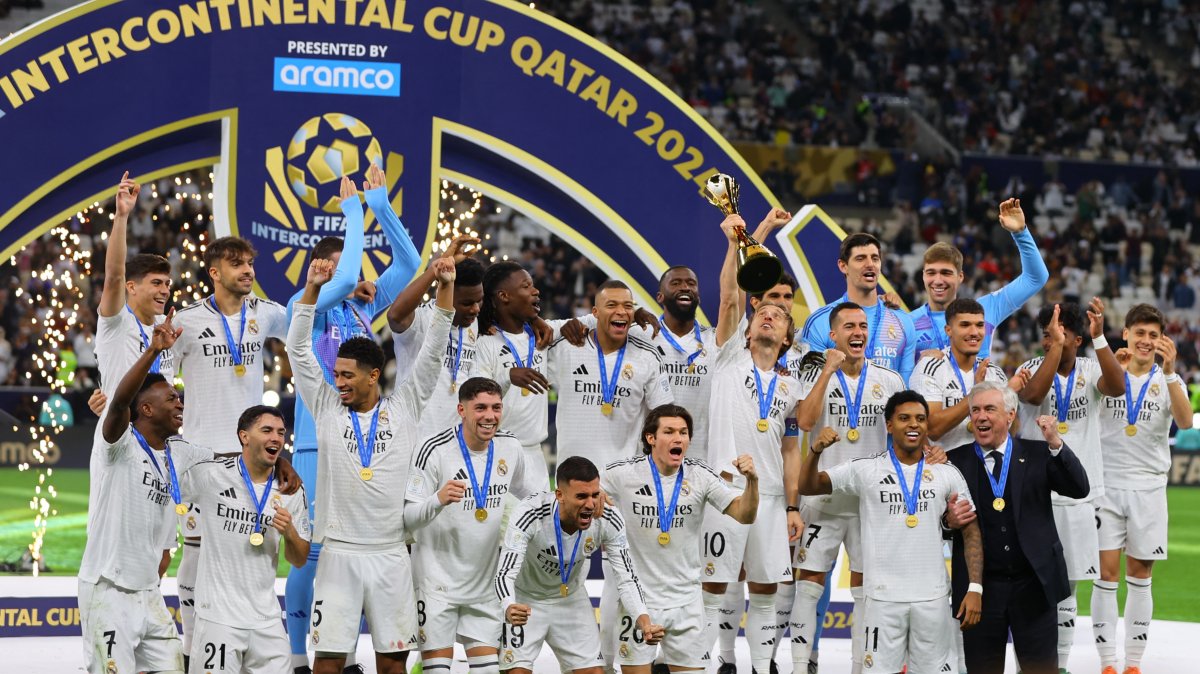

{"left": 989, "top": 450, "right": 1004, "bottom": 482}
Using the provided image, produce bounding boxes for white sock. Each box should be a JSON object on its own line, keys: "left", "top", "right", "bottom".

{"left": 719, "top": 582, "right": 744, "bottom": 665}
{"left": 177, "top": 544, "right": 197, "bottom": 656}
{"left": 789, "top": 581, "right": 824, "bottom": 671}
{"left": 467, "top": 652, "right": 500, "bottom": 674}
{"left": 746, "top": 591, "right": 777, "bottom": 674}
{"left": 1058, "top": 581, "right": 1079, "bottom": 669}
{"left": 702, "top": 590, "right": 724, "bottom": 662}
{"left": 1124, "top": 576, "right": 1153, "bottom": 668}
{"left": 850, "top": 586, "right": 864, "bottom": 674}
{"left": 1091, "top": 579, "right": 1119, "bottom": 667}
{"left": 423, "top": 656, "right": 452, "bottom": 673}
{"left": 345, "top": 649, "right": 357, "bottom": 667}
{"left": 291, "top": 654, "right": 310, "bottom": 669}
{"left": 771, "top": 581, "right": 795, "bottom": 660}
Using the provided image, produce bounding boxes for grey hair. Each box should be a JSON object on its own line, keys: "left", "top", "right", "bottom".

{"left": 967, "top": 380, "right": 1018, "bottom": 414}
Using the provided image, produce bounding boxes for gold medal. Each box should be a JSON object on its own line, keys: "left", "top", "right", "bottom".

{"left": 175, "top": 503, "right": 187, "bottom": 516}
{"left": 756, "top": 418, "right": 769, "bottom": 432}
{"left": 1057, "top": 422, "right": 1069, "bottom": 434}
{"left": 905, "top": 514, "right": 918, "bottom": 528}
{"left": 521, "top": 388, "right": 530, "bottom": 397}
{"left": 449, "top": 382, "right": 457, "bottom": 393}
{"left": 360, "top": 467, "right": 373, "bottom": 481}
{"left": 846, "top": 428, "right": 860, "bottom": 442}
{"left": 657, "top": 532, "right": 671, "bottom": 546}
{"left": 966, "top": 422, "right": 974, "bottom": 433}
{"left": 1125, "top": 425, "right": 1138, "bottom": 437}
{"left": 687, "top": 364, "right": 696, "bottom": 374}
{"left": 234, "top": 363, "right": 246, "bottom": 377}
{"left": 249, "top": 531, "right": 264, "bottom": 546}
{"left": 601, "top": 402, "right": 614, "bottom": 416}
{"left": 992, "top": 497, "right": 1005, "bottom": 512}
{"left": 560, "top": 583, "right": 569, "bottom": 597}
{"left": 475, "top": 508, "right": 488, "bottom": 522}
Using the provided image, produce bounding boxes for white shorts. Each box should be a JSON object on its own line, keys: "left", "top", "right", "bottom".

{"left": 616, "top": 598, "right": 707, "bottom": 668}
{"left": 701, "top": 495, "right": 792, "bottom": 585}
{"left": 417, "top": 591, "right": 503, "bottom": 651}
{"left": 700, "top": 502, "right": 747, "bottom": 582}
{"left": 499, "top": 594, "right": 602, "bottom": 671}
{"left": 181, "top": 502, "right": 203, "bottom": 538}
{"left": 1052, "top": 501, "right": 1100, "bottom": 580}
{"left": 311, "top": 541, "right": 417, "bottom": 654}
{"left": 78, "top": 577, "right": 182, "bottom": 674}
{"left": 1097, "top": 487, "right": 1168, "bottom": 560}
{"left": 861, "top": 594, "right": 957, "bottom": 673}
{"left": 189, "top": 616, "right": 290, "bottom": 674}
{"left": 793, "top": 504, "right": 863, "bottom": 574}
{"left": 523, "top": 444, "right": 551, "bottom": 492}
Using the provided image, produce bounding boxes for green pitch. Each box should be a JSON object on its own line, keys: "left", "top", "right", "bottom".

{"left": 3, "top": 468, "right": 1200, "bottom": 622}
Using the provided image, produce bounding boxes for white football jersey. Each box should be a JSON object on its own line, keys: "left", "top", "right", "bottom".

{"left": 78, "top": 428, "right": 211, "bottom": 591}
{"left": 94, "top": 310, "right": 177, "bottom": 405}
{"left": 471, "top": 320, "right": 570, "bottom": 448}
{"left": 180, "top": 457, "right": 310, "bottom": 629}
{"left": 169, "top": 296, "right": 288, "bottom": 449}
{"left": 601, "top": 455, "right": 736, "bottom": 608}
{"left": 394, "top": 302, "right": 481, "bottom": 442}
{"left": 405, "top": 427, "right": 541, "bottom": 603}
{"left": 545, "top": 333, "right": 674, "bottom": 469}
{"left": 911, "top": 351, "right": 1007, "bottom": 453}
{"left": 706, "top": 343, "right": 804, "bottom": 496}
{"left": 288, "top": 303, "right": 448, "bottom": 545}
{"left": 798, "top": 361, "right": 906, "bottom": 515}
{"left": 1015, "top": 356, "right": 1105, "bottom": 503}
{"left": 495, "top": 492, "right": 647, "bottom": 617}
{"left": 827, "top": 453, "right": 974, "bottom": 602}
{"left": 1099, "top": 367, "right": 1173, "bottom": 490}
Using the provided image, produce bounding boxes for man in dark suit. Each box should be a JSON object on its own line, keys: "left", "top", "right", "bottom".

{"left": 945, "top": 380, "right": 1090, "bottom": 674}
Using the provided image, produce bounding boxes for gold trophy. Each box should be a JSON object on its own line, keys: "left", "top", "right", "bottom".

{"left": 703, "top": 173, "right": 784, "bottom": 293}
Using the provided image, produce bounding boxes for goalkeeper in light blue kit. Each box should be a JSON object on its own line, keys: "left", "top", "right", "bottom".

{"left": 283, "top": 165, "right": 421, "bottom": 674}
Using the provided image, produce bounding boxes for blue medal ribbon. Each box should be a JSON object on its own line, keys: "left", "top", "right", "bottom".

{"left": 657, "top": 316, "right": 704, "bottom": 369}
{"left": 237, "top": 456, "right": 275, "bottom": 535}
{"left": 752, "top": 365, "right": 779, "bottom": 424}
{"left": 648, "top": 459, "right": 685, "bottom": 537}
{"left": 1124, "top": 365, "right": 1158, "bottom": 427}
{"left": 131, "top": 426, "right": 181, "bottom": 508}
{"left": 455, "top": 425, "right": 495, "bottom": 514}
{"left": 209, "top": 296, "right": 247, "bottom": 369}
{"left": 333, "top": 301, "right": 367, "bottom": 341}
{"left": 834, "top": 362, "right": 869, "bottom": 432}
{"left": 450, "top": 326, "right": 464, "bottom": 386}
{"left": 924, "top": 306, "right": 948, "bottom": 351}
{"left": 596, "top": 331, "right": 627, "bottom": 407}
{"left": 125, "top": 305, "right": 162, "bottom": 374}
{"left": 888, "top": 437, "right": 925, "bottom": 518}
{"left": 950, "top": 355, "right": 979, "bottom": 397}
{"left": 973, "top": 436, "right": 1013, "bottom": 502}
{"left": 1052, "top": 367, "right": 1078, "bottom": 425}
{"left": 553, "top": 505, "right": 583, "bottom": 590}
{"left": 348, "top": 401, "right": 382, "bottom": 471}
{"left": 498, "top": 323, "right": 537, "bottom": 369}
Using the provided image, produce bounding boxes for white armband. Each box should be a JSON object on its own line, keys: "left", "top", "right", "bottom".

{"left": 1092, "top": 334, "right": 1109, "bottom": 351}
{"left": 968, "top": 582, "right": 983, "bottom": 596}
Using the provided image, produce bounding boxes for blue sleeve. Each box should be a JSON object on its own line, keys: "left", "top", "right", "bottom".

{"left": 363, "top": 186, "right": 423, "bottom": 318}
{"left": 311, "top": 198, "right": 366, "bottom": 313}
{"left": 981, "top": 228, "right": 1049, "bottom": 323}
{"left": 800, "top": 309, "right": 832, "bottom": 352}
{"left": 898, "top": 311, "right": 917, "bottom": 384}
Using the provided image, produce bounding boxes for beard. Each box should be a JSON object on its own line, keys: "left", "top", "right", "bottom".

{"left": 663, "top": 296, "right": 697, "bottom": 322}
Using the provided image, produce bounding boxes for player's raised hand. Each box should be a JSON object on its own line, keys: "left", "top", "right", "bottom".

{"left": 944, "top": 493, "right": 976, "bottom": 529}
{"left": 510, "top": 367, "right": 550, "bottom": 394}
{"left": 88, "top": 389, "right": 107, "bottom": 417}
{"left": 822, "top": 348, "right": 846, "bottom": 373}
{"left": 306, "top": 258, "right": 335, "bottom": 287}
{"left": 438, "top": 479, "right": 467, "bottom": 505}
{"left": 998, "top": 197, "right": 1026, "bottom": 233}
{"left": 1114, "top": 347, "right": 1133, "bottom": 367}
{"left": 271, "top": 505, "right": 296, "bottom": 536}
{"left": 440, "top": 234, "right": 481, "bottom": 263}
{"left": 337, "top": 175, "right": 358, "bottom": 205}
{"left": 1086, "top": 297, "right": 1106, "bottom": 340}
{"left": 973, "top": 358, "right": 991, "bottom": 385}
{"left": 1007, "top": 367, "right": 1031, "bottom": 393}
{"left": 1035, "top": 415, "right": 1062, "bottom": 446}
{"left": 432, "top": 257, "right": 456, "bottom": 284}
{"left": 720, "top": 214, "right": 747, "bottom": 241}
{"left": 150, "top": 308, "right": 182, "bottom": 351}
{"left": 506, "top": 603, "right": 531, "bottom": 626}
{"left": 758, "top": 207, "right": 792, "bottom": 231}
{"left": 1157, "top": 335, "right": 1178, "bottom": 374}
{"left": 114, "top": 171, "right": 141, "bottom": 218}
{"left": 362, "top": 162, "right": 385, "bottom": 192}
{"left": 731, "top": 454, "right": 757, "bottom": 481}
{"left": 1045, "top": 304, "right": 1065, "bottom": 348}
{"left": 923, "top": 442, "right": 948, "bottom": 465}
{"left": 811, "top": 427, "right": 839, "bottom": 453}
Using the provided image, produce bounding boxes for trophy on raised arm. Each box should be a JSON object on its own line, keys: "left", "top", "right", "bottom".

{"left": 703, "top": 173, "right": 784, "bottom": 294}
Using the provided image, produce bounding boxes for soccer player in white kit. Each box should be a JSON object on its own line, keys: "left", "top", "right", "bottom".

{"left": 287, "top": 256, "right": 457, "bottom": 674}
{"left": 702, "top": 212, "right": 805, "bottom": 674}
{"left": 180, "top": 405, "right": 311, "bottom": 674}
{"left": 789, "top": 301, "right": 906, "bottom": 674}
{"left": 1091, "top": 304, "right": 1192, "bottom": 674}
{"left": 602, "top": 404, "right": 760, "bottom": 672}
{"left": 168, "top": 235, "right": 289, "bottom": 663}
{"left": 798, "top": 390, "right": 985, "bottom": 673}
{"left": 494, "top": 456, "right": 662, "bottom": 673}
{"left": 1014, "top": 299, "right": 1125, "bottom": 670}
{"left": 404, "top": 377, "right": 543, "bottom": 674}
{"left": 79, "top": 313, "right": 207, "bottom": 674}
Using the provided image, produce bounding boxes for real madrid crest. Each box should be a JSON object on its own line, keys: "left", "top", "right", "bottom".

{"left": 1077, "top": 377, "right": 1086, "bottom": 389}
{"left": 106, "top": 660, "right": 117, "bottom": 674}
{"left": 680, "top": 480, "right": 691, "bottom": 496}
{"left": 247, "top": 318, "right": 260, "bottom": 335}
{"left": 887, "top": 325, "right": 896, "bottom": 339}
{"left": 622, "top": 363, "right": 634, "bottom": 379}
{"left": 497, "top": 458, "right": 509, "bottom": 476}
{"left": 1151, "top": 384, "right": 1161, "bottom": 396}
{"left": 923, "top": 469, "right": 933, "bottom": 482}
{"left": 379, "top": 409, "right": 390, "bottom": 425}
{"left": 504, "top": 650, "right": 515, "bottom": 664}
{"left": 705, "top": 562, "right": 715, "bottom": 576}
{"left": 418, "top": 628, "right": 426, "bottom": 644}
{"left": 779, "top": 382, "right": 789, "bottom": 395}
{"left": 872, "top": 383, "right": 883, "bottom": 400}
{"left": 864, "top": 653, "right": 873, "bottom": 668}
{"left": 619, "top": 643, "right": 630, "bottom": 658}
{"left": 312, "top": 630, "right": 319, "bottom": 644}
{"left": 797, "top": 548, "right": 807, "bottom": 562}
{"left": 186, "top": 516, "right": 196, "bottom": 531}
{"left": 584, "top": 536, "right": 596, "bottom": 554}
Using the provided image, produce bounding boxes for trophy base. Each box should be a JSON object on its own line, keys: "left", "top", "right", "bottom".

{"left": 737, "top": 248, "right": 784, "bottom": 294}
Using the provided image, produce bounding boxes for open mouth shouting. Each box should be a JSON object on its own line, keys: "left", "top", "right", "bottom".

{"left": 577, "top": 507, "right": 594, "bottom": 529}
{"left": 609, "top": 317, "right": 629, "bottom": 336}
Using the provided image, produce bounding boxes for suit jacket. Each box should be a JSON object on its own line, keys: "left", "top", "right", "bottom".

{"left": 946, "top": 435, "right": 1090, "bottom": 609}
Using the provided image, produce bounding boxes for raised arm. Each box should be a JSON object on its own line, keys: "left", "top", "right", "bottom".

{"left": 102, "top": 310, "right": 181, "bottom": 443}
{"left": 987, "top": 198, "right": 1049, "bottom": 320}
{"left": 397, "top": 257, "right": 458, "bottom": 420}
{"left": 386, "top": 234, "right": 478, "bottom": 333}
{"left": 722, "top": 455, "right": 760, "bottom": 524}
{"left": 99, "top": 172, "right": 140, "bottom": 318}
{"left": 601, "top": 507, "right": 650, "bottom": 621}
{"left": 273, "top": 501, "right": 311, "bottom": 568}
{"left": 1159, "top": 337, "right": 1194, "bottom": 428}
{"left": 1020, "top": 305, "right": 1063, "bottom": 405}
{"left": 796, "top": 352, "right": 844, "bottom": 430}
{"left": 1087, "top": 298, "right": 1126, "bottom": 397}
{"left": 716, "top": 214, "right": 747, "bottom": 347}
{"left": 495, "top": 500, "right": 536, "bottom": 623}
{"left": 1034, "top": 415, "right": 1091, "bottom": 499}
{"left": 361, "top": 164, "right": 422, "bottom": 316}
{"left": 286, "top": 259, "right": 339, "bottom": 411}
{"left": 797, "top": 428, "right": 839, "bottom": 495}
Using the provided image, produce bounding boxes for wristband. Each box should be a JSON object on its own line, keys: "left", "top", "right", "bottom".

{"left": 1166, "top": 373, "right": 1182, "bottom": 385}
{"left": 968, "top": 582, "right": 983, "bottom": 596}
{"left": 786, "top": 505, "right": 800, "bottom": 513}
{"left": 1092, "top": 334, "right": 1109, "bottom": 351}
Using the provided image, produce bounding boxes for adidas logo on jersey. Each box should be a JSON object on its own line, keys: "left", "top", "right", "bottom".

{"left": 1085, "top": 566, "right": 1097, "bottom": 575}
{"left": 940, "top": 665, "right": 952, "bottom": 672}
{"left": 219, "top": 487, "right": 237, "bottom": 499}
{"left": 199, "top": 327, "right": 217, "bottom": 339}
{"left": 573, "top": 364, "right": 589, "bottom": 376}
{"left": 1153, "top": 546, "right": 1164, "bottom": 555}
{"left": 635, "top": 485, "right": 653, "bottom": 497}
{"left": 879, "top": 475, "right": 897, "bottom": 485}
{"left": 452, "top": 469, "right": 468, "bottom": 481}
